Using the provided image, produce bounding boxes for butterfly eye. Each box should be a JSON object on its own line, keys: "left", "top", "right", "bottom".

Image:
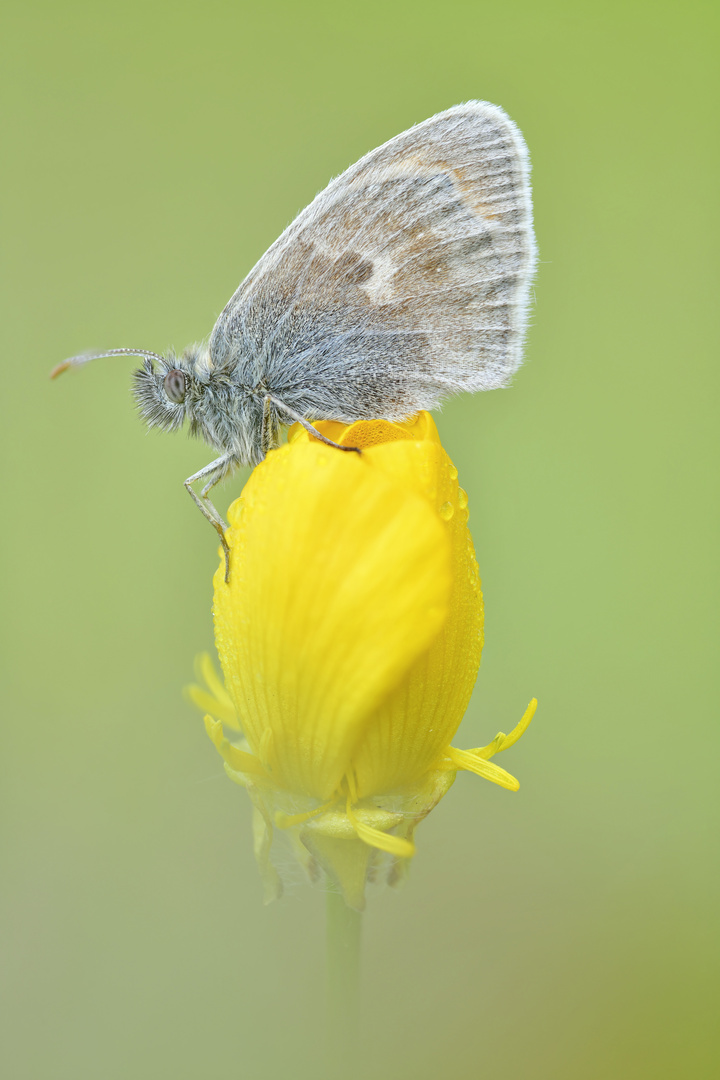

{"left": 163, "top": 368, "right": 186, "bottom": 404}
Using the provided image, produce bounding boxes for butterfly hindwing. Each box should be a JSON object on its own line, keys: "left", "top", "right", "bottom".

{"left": 210, "top": 101, "right": 536, "bottom": 421}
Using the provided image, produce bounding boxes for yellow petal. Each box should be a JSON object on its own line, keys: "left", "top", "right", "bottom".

{"left": 213, "top": 439, "right": 452, "bottom": 801}
{"left": 287, "top": 411, "right": 432, "bottom": 451}
{"left": 349, "top": 424, "right": 484, "bottom": 796}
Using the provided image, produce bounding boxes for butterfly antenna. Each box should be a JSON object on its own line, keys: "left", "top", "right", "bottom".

{"left": 50, "top": 348, "right": 167, "bottom": 380}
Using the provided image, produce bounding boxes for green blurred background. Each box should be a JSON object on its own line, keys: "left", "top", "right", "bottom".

{"left": 2, "top": 1, "right": 718, "bottom": 1077}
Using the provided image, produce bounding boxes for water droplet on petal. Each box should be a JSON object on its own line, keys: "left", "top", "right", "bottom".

{"left": 439, "top": 500, "right": 454, "bottom": 521}
{"left": 458, "top": 487, "right": 468, "bottom": 509}
{"left": 449, "top": 465, "right": 459, "bottom": 480}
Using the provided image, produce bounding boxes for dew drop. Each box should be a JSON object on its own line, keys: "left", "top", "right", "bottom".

{"left": 458, "top": 487, "right": 468, "bottom": 509}
{"left": 449, "top": 465, "right": 459, "bottom": 480}
{"left": 439, "top": 500, "right": 454, "bottom": 521}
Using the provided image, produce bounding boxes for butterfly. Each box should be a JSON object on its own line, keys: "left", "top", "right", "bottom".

{"left": 53, "top": 101, "right": 536, "bottom": 575}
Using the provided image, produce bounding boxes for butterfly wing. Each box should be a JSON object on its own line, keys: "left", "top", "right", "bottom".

{"left": 210, "top": 101, "right": 536, "bottom": 421}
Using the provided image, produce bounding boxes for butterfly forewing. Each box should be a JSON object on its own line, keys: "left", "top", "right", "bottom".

{"left": 210, "top": 101, "right": 536, "bottom": 422}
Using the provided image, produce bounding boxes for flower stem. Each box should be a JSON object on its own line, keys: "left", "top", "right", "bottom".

{"left": 325, "top": 884, "right": 362, "bottom": 1061}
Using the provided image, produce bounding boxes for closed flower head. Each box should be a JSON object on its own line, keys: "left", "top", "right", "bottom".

{"left": 189, "top": 412, "right": 535, "bottom": 909}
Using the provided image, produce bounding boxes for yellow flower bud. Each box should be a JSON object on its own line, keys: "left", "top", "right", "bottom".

{"left": 188, "top": 412, "right": 535, "bottom": 909}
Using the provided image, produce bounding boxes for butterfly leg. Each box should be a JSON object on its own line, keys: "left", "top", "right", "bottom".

{"left": 184, "top": 454, "right": 236, "bottom": 582}
{"left": 261, "top": 393, "right": 277, "bottom": 456}
{"left": 267, "top": 394, "right": 361, "bottom": 456}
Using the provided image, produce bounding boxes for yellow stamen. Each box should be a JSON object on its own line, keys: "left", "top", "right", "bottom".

{"left": 345, "top": 795, "right": 416, "bottom": 858}
{"left": 186, "top": 653, "right": 240, "bottom": 728}
{"left": 203, "top": 715, "right": 267, "bottom": 777}
{"left": 198, "top": 653, "right": 235, "bottom": 711}
{"left": 495, "top": 697, "right": 537, "bottom": 753}
{"left": 445, "top": 746, "right": 520, "bottom": 791}
{"left": 466, "top": 698, "right": 538, "bottom": 761}
{"left": 275, "top": 800, "right": 335, "bottom": 829}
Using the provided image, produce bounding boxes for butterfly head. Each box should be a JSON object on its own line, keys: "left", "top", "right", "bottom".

{"left": 50, "top": 343, "right": 212, "bottom": 435}
{"left": 132, "top": 346, "right": 204, "bottom": 434}
{"left": 51, "top": 342, "right": 252, "bottom": 457}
